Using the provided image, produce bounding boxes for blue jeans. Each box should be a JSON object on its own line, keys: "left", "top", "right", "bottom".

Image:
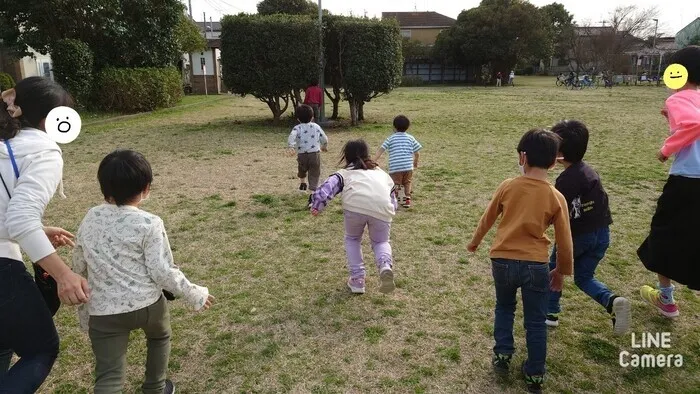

{"left": 548, "top": 227, "right": 613, "bottom": 314}
{"left": 0, "top": 258, "right": 59, "bottom": 393}
{"left": 492, "top": 259, "right": 549, "bottom": 376}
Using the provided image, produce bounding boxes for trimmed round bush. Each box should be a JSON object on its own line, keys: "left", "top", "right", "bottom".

{"left": 96, "top": 67, "right": 183, "bottom": 113}
{"left": 51, "top": 39, "right": 94, "bottom": 107}
{"left": 0, "top": 73, "right": 15, "bottom": 91}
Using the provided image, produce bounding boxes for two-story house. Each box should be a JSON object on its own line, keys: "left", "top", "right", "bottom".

{"left": 185, "top": 21, "right": 224, "bottom": 95}
{"left": 382, "top": 11, "right": 474, "bottom": 83}
{"left": 381, "top": 11, "right": 455, "bottom": 46}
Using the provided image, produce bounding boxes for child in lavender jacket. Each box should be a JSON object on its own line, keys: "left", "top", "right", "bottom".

{"left": 310, "top": 140, "right": 398, "bottom": 294}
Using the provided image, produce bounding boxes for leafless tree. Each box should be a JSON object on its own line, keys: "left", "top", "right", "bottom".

{"left": 567, "top": 5, "right": 659, "bottom": 74}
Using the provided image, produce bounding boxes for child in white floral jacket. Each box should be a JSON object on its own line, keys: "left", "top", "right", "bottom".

{"left": 73, "top": 150, "right": 214, "bottom": 394}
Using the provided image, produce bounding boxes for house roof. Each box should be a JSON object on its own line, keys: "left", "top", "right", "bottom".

{"left": 196, "top": 21, "right": 222, "bottom": 33}
{"left": 574, "top": 26, "right": 615, "bottom": 36}
{"left": 677, "top": 17, "right": 700, "bottom": 35}
{"left": 381, "top": 12, "right": 455, "bottom": 28}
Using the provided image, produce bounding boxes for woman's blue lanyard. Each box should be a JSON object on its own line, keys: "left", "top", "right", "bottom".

{"left": 0, "top": 139, "right": 19, "bottom": 197}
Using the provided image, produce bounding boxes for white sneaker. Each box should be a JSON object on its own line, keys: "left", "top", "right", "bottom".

{"left": 378, "top": 266, "right": 395, "bottom": 294}
{"left": 611, "top": 297, "right": 631, "bottom": 335}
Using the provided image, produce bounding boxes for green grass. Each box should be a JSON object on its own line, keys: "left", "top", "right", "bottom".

{"left": 34, "top": 77, "right": 700, "bottom": 393}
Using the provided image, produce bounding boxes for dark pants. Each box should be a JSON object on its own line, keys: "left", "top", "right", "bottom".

{"left": 297, "top": 152, "right": 321, "bottom": 191}
{"left": 0, "top": 258, "right": 59, "bottom": 393}
{"left": 549, "top": 227, "right": 613, "bottom": 314}
{"left": 491, "top": 258, "right": 549, "bottom": 376}
{"left": 638, "top": 175, "right": 700, "bottom": 290}
{"left": 89, "top": 296, "right": 171, "bottom": 394}
{"left": 309, "top": 104, "right": 320, "bottom": 121}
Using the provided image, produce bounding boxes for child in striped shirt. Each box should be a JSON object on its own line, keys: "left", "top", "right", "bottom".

{"left": 375, "top": 115, "right": 422, "bottom": 208}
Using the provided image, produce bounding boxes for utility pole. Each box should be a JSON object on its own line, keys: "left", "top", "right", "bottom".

{"left": 318, "top": 0, "right": 324, "bottom": 123}
{"left": 651, "top": 18, "right": 658, "bottom": 77}
{"left": 188, "top": 0, "right": 193, "bottom": 18}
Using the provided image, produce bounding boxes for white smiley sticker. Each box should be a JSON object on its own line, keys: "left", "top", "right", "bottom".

{"left": 45, "top": 106, "right": 81, "bottom": 144}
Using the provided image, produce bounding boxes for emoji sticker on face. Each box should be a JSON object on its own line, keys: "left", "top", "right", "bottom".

{"left": 44, "top": 106, "right": 81, "bottom": 144}
{"left": 663, "top": 64, "right": 688, "bottom": 90}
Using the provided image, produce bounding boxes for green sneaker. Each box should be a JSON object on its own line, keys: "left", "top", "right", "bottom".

{"left": 492, "top": 353, "right": 512, "bottom": 375}
{"left": 521, "top": 361, "right": 544, "bottom": 394}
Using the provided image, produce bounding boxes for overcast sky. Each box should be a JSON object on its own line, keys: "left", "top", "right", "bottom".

{"left": 189, "top": 0, "right": 698, "bottom": 36}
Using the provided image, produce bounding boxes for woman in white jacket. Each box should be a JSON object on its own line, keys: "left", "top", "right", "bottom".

{"left": 0, "top": 77, "right": 89, "bottom": 392}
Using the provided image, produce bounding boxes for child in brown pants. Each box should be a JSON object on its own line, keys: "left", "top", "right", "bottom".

{"left": 375, "top": 115, "right": 422, "bottom": 208}
{"left": 287, "top": 105, "right": 329, "bottom": 192}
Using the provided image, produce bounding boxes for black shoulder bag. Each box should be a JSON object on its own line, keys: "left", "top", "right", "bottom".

{"left": 1, "top": 139, "right": 61, "bottom": 316}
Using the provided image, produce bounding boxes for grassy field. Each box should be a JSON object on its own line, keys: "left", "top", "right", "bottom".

{"left": 35, "top": 77, "right": 699, "bottom": 393}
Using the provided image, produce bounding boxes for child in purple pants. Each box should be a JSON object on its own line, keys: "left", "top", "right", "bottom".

{"left": 310, "top": 140, "right": 398, "bottom": 294}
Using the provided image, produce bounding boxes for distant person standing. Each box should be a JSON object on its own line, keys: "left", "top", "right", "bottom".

{"left": 304, "top": 80, "right": 323, "bottom": 122}
{"left": 496, "top": 72, "right": 503, "bottom": 87}
{"left": 509, "top": 70, "right": 515, "bottom": 86}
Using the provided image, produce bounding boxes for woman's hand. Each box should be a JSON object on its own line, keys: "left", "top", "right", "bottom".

{"left": 549, "top": 268, "right": 564, "bottom": 292}
{"left": 56, "top": 270, "right": 90, "bottom": 305}
{"left": 44, "top": 226, "right": 75, "bottom": 248}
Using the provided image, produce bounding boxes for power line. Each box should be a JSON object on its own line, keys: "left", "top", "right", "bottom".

{"left": 215, "top": 0, "right": 245, "bottom": 13}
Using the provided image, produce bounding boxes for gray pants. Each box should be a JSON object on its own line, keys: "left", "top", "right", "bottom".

{"left": 89, "top": 296, "right": 171, "bottom": 394}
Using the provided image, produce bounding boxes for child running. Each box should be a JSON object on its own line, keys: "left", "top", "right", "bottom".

{"left": 638, "top": 45, "right": 700, "bottom": 318}
{"left": 311, "top": 140, "right": 397, "bottom": 294}
{"left": 467, "top": 129, "right": 573, "bottom": 394}
{"left": 546, "top": 120, "right": 630, "bottom": 335}
{"left": 375, "top": 115, "right": 422, "bottom": 208}
{"left": 73, "top": 150, "right": 214, "bottom": 394}
{"left": 287, "top": 104, "right": 328, "bottom": 193}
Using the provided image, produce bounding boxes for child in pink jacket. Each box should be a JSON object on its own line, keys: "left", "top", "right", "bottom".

{"left": 638, "top": 46, "right": 700, "bottom": 318}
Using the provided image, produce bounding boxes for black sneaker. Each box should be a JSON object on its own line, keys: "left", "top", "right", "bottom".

{"left": 307, "top": 194, "right": 313, "bottom": 209}
{"left": 492, "top": 353, "right": 512, "bottom": 375}
{"left": 299, "top": 183, "right": 308, "bottom": 191}
{"left": 545, "top": 314, "right": 559, "bottom": 327}
{"left": 521, "top": 361, "right": 544, "bottom": 394}
{"left": 164, "top": 379, "right": 176, "bottom": 394}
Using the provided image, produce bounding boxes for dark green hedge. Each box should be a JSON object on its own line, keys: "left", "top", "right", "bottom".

{"left": 0, "top": 73, "right": 15, "bottom": 91}
{"left": 95, "top": 67, "right": 182, "bottom": 113}
{"left": 51, "top": 39, "right": 94, "bottom": 106}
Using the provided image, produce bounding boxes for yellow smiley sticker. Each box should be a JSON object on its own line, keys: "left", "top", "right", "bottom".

{"left": 663, "top": 64, "right": 688, "bottom": 90}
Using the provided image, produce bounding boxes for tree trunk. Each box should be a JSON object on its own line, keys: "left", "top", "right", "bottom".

{"left": 349, "top": 99, "right": 358, "bottom": 126}
{"left": 357, "top": 102, "right": 365, "bottom": 121}
{"left": 325, "top": 86, "right": 341, "bottom": 120}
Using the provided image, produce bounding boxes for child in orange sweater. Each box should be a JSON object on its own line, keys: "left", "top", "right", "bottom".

{"left": 468, "top": 129, "right": 573, "bottom": 394}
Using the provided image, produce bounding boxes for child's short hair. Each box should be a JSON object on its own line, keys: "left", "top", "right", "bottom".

{"left": 296, "top": 105, "right": 314, "bottom": 123}
{"left": 98, "top": 150, "right": 153, "bottom": 206}
{"left": 550, "top": 120, "right": 589, "bottom": 163}
{"left": 516, "top": 129, "right": 561, "bottom": 169}
{"left": 669, "top": 46, "right": 700, "bottom": 85}
{"left": 393, "top": 115, "right": 410, "bottom": 132}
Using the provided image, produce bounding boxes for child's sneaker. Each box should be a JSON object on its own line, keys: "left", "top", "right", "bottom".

{"left": 347, "top": 277, "right": 365, "bottom": 294}
{"left": 492, "top": 353, "right": 512, "bottom": 375}
{"left": 608, "top": 296, "right": 631, "bottom": 335}
{"left": 545, "top": 314, "right": 559, "bottom": 327}
{"left": 164, "top": 379, "right": 176, "bottom": 394}
{"left": 307, "top": 194, "right": 313, "bottom": 209}
{"left": 299, "top": 183, "right": 308, "bottom": 191}
{"left": 402, "top": 197, "right": 412, "bottom": 208}
{"left": 378, "top": 266, "right": 395, "bottom": 294}
{"left": 521, "top": 361, "right": 544, "bottom": 394}
{"left": 640, "top": 285, "right": 679, "bottom": 318}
